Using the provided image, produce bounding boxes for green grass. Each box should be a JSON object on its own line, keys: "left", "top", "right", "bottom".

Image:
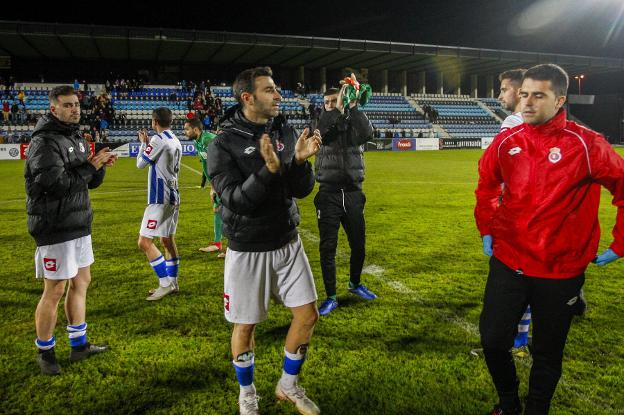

{"left": 1, "top": 150, "right": 623, "bottom": 414}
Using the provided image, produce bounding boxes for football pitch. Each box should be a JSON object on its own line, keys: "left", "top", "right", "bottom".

{"left": 1, "top": 150, "right": 623, "bottom": 415}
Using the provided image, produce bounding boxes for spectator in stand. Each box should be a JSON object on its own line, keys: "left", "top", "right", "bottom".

{"left": 3, "top": 100, "right": 10, "bottom": 123}
{"left": 193, "top": 96, "right": 204, "bottom": 111}
{"left": 205, "top": 91, "right": 214, "bottom": 109}
{"left": 18, "top": 89, "right": 26, "bottom": 104}
{"left": 202, "top": 113, "right": 212, "bottom": 130}
{"left": 93, "top": 115, "right": 101, "bottom": 133}
{"left": 11, "top": 102, "right": 19, "bottom": 123}
{"left": 214, "top": 97, "right": 223, "bottom": 116}
{"left": 83, "top": 80, "right": 89, "bottom": 92}
{"left": 19, "top": 107, "right": 28, "bottom": 125}
{"left": 73, "top": 79, "right": 80, "bottom": 91}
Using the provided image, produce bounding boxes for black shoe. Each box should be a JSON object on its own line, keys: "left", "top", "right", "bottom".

{"left": 69, "top": 343, "right": 108, "bottom": 362}
{"left": 37, "top": 349, "right": 61, "bottom": 375}
{"left": 487, "top": 404, "right": 522, "bottom": 415}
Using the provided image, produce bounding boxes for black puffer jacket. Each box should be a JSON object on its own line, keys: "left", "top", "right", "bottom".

{"left": 313, "top": 106, "right": 373, "bottom": 191}
{"left": 25, "top": 114, "right": 105, "bottom": 246}
{"left": 207, "top": 107, "right": 314, "bottom": 252}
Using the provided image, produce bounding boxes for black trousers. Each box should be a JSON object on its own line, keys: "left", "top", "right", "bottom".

{"left": 480, "top": 256, "right": 585, "bottom": 415}
{"left": 314, "top": 189, "right": 366, "bottom": 297}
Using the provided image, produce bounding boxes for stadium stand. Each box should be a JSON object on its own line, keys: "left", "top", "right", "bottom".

{"left": 413, "top": 94, "right": 501, "bottom": 139}
{"left": 1, "top": 84, "right": 515, "bottom": 143}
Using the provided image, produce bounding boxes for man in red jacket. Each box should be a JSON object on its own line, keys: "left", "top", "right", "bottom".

{"left": 475, "top": 63, "right": 624, "bottom": 415}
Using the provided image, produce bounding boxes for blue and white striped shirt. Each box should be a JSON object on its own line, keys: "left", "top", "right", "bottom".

{"left": 136, "top": 130, "right": 182, "bottom": 205}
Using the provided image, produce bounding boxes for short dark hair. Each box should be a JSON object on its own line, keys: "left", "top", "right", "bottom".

{"left": 152, "top": 107, "right": 173, "bottom": 128}
{"left": 498, "top": 69, "right": 526, "bottom": 86}
{"left": 49, "top": 85, "right": 77, "bottom": 103}
{"left": 324, "top": 87, "right": 340, "bottom": 96}
{"left": 523, "top": 64, "right": 569, "bottom": 97}
{"left": 233, "top": 66, "right": 273, "bottom": 105}
{"left": 185, "top": 117, "right": 203, "bottom": 130}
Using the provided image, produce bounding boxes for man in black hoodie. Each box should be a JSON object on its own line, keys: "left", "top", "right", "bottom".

{"left": 207, "top": 67, "right": 322, "bottom": 415}
{"left": 25, "top": 85, "right": 117, "bottom": 375}
{"left": 313, "top": 78, "right": 377, "bottom": 317}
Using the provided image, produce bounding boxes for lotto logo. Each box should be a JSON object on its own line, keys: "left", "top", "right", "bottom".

{"left": 224, "top": 293, "right": 230, "bottom": 312}
{"left": 147, "top": 220, "right": 158, "bottom": 230}
{"left": 44, "top": 258, "right": 57, "bottom": 272}
{"left": 145, "top": 145, "right": 153, "bottom": 155}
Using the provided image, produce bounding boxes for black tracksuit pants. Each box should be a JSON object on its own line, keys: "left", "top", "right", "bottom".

{"left": 480, "top": 256, "right": 585, "bottom": 415}
{"left": 314, "top": 189, "right": 366, "bottom": 298}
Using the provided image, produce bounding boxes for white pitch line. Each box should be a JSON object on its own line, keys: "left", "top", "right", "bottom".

{"left": 297, "top": 228, "right": 480, "bottom": 338}
{"left": 181, "top": 163, "right": 203, "bottom": 175}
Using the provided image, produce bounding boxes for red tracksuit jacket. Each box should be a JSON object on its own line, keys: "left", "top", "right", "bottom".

{"left": 475, "top": 110, "right": 624, "bottom": 278}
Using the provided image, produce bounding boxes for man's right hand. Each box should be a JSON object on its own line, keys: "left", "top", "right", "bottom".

{"left": 138, "top": 129, "right": 149, "bottom": 143}
{"left": 89, "top": 147, "right": 116, "bottom": 170}
{"left": 260, "top": 134, "right": 280, "bottom": 174}
{"left": 482, "top": 235, "right": 493, "bottom": 257}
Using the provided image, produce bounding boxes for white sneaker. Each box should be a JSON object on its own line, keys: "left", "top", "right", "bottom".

{"left": 239, "top": 392, "right": 260, "bottom": 415}
{"left": 199, "top": 244, "right": 221, "bottom": 253}
{"left": 146, "top": 285, "right": 176, "bottom": 301}
{"left": 148, "top": 283, "right": 179, "bottom": 296}
{"left": 275, "top": 382, "right": 320, "bottom": 415}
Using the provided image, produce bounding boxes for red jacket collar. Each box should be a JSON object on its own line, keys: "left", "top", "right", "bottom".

{"left": 524, "top": 109, "right": 567, "bottom": 135}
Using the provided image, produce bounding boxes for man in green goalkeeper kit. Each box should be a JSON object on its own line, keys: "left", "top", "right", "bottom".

{"left": 184, "top": 118, "right": 225, "bottom": 258}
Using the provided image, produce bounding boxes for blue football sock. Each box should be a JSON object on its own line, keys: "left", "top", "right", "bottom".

{"left": 67, "top": 322, "right": 88, "bottom": 348}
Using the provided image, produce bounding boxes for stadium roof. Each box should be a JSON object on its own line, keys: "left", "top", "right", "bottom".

{"left": 1, "top": 20, "right": 623, "bottom": 76}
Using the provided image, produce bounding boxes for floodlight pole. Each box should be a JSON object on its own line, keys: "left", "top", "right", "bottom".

{"left": 574, "top": 75, "right": 585, "bottom": 95}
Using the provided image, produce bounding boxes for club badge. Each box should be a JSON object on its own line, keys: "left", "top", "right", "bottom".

{"left": 548, "top": 147, "right": 562, "bottom": 164}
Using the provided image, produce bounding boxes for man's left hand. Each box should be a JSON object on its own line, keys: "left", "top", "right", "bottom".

{"left": 295, "top": 128, "right": 322, "bottom": 165}
{"left": 593, "top": 248, "right": 620, "bottom": 266}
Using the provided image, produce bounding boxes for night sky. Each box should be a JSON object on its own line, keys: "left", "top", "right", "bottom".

{"left": 4, "top": 0, "right": 624, "bottom": 58}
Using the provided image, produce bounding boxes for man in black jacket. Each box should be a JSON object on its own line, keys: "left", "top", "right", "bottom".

{"left": 25, "top": 85, "right": 117, "bottom": 375}
{"left": 207, "top": 67, "right": 322, "bottom": 415}
{"left": 314, "top": 79, "right": 378, "bottom": 317}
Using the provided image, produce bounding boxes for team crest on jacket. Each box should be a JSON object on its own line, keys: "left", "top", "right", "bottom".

{"left": 548, "top": 147, "right": 562, "bottom": 164}
{"left": 276, "top": 140, "right": 285, "bottom": 152}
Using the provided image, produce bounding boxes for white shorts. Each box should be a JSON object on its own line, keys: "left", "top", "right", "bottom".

{"left": 140, "top": 204, "right": 179, "bottom": 238}
{"left": 223, "top": 235, "right": 318, "bottom": 324}
{"left": 35, "top": 235, "right": 94, "bottom": 280}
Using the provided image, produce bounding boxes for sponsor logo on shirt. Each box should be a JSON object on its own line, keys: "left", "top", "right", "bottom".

{"left": 508, "top": 146, "right": 522, "bottom": 156}
{"left": 79, "top": 142, "right": 85, "bottom": 153}
{"left": 44, "top": 258, "right": 57, "bottom": 272}
{"left": 548, "top": 147, "right": 562, "bottom": 163}
{"left": 147, "top": 220, "right": 158, "bottom": 230}
{"left": 244, "top": 146, "right": 256, "bottom": 155}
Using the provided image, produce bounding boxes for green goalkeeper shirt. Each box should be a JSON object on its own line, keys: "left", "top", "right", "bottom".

{"left": 194, "top": 131, "right": 217, "bottom": 179}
